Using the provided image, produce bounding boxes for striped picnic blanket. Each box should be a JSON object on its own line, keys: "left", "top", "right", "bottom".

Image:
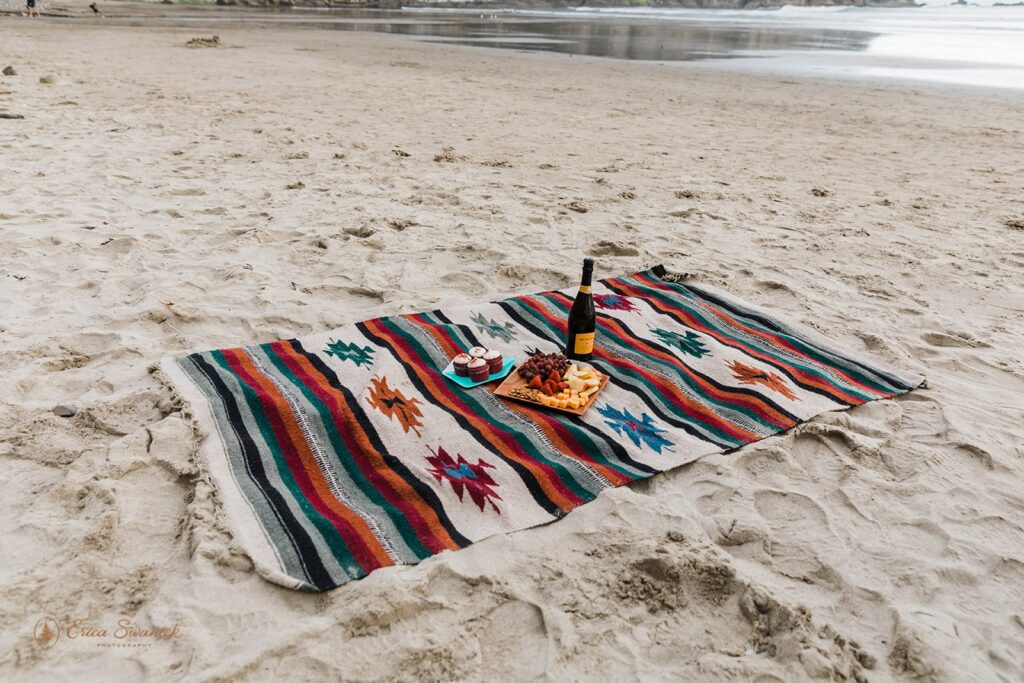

{"left": 161, "top": 265, "right": 921, "bottom": 591}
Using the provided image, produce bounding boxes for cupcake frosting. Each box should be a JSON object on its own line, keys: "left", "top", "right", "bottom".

{"left": 468, "top": 358, "right": 487, "bottom": 368}
{"left": 469, "top": 347, "right": 488, "bottom": 358}
{"left": 482, "top": 349, "right": 501, "bottom": 360}
{"left": 452, "top": 353, "right": 472, "bottom": 364}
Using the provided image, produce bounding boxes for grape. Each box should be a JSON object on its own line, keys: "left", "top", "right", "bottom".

{"left": 519, "top": 350, "right": 569, "bottom": 381}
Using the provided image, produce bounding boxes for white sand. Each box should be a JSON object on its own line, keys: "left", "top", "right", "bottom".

{"left": 1, "top": 15, "right": 1023, "bottom": 682}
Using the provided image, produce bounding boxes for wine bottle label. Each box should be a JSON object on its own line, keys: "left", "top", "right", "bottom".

{"left": 578, "top": 285, "right": 592, "bottom": 294}
{"left": 573, "top": 332, "right": 595, "bottom": 355}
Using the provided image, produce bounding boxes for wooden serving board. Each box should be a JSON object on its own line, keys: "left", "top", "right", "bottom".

{"left": 493, "top": 367, "right": 609, "bottom": 416}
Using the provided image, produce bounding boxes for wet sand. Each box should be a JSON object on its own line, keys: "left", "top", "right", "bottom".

{"left": 15, "top": 1, "right": 1024, "bottom": 91}
{"left": 47, "top": 3, "right": 877, "bottom": 62}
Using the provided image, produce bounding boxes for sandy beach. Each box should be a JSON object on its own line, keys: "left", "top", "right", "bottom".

{"left": 1, "top": 10, "right": 1023, "bottom": 681}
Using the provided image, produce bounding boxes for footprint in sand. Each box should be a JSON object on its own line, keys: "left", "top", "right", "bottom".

{"left": 96, "top": 236, "right": 138, "bottom": 255}
{"left": 690, "top": 479, "right": 738, "bottom": 517}
{"left": 854, "top": 331, "right": 893, "bottom": 355}
{"left": 790, "top": 431, "right": 847, "bottom": 483}
{"left": 753, "top": 279, "right": 799, "bottom": 306}
{"left": 439, "top": 272, "right": 489, "bottom": 291}
{"left": 476, "top": 600, "right": 549, "bottom": 682}
{"left": 893, "top": 520, "right": 950, "bottom": 558}
{"left": 588, "top": 240, "right": 639, "bottom": 257}
{"left": 992, "top": 558, "right": 1024, "bottom": 603}
{"left": 708, "top": 515, "right": 769, "bottom": 548}
{"left": 753, "top": 489, "right": 831, "bottom": 532}
{"left": 753, "top": 489, "right": 844, "bottom": 584}
{"left": 496, "top": 264, "right": 570, "bottom": 289}
{"left": 920, "top": 330, "right": 989, "bottom": 348}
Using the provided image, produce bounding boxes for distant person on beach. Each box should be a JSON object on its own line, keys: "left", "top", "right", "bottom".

{"left": 89, "top": 2, "right": 103, "bottom": 16}
{"left": 25, "top": 0, "right": 39, "bottom": 17}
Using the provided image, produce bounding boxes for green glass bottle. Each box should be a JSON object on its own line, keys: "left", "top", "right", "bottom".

{"left": 566, "top": 258, "right": 596, "bottom": 361}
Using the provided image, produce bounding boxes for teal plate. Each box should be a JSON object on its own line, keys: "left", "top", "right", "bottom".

{"left": 441, "top": 357, "right": 516, "bottom": 388}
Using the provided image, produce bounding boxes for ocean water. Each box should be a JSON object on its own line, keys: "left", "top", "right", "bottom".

{"left": 100, "top": 2, "right": 1024, "bottom": 91}
{"left": 546, "top": 2, "right": 1024, "bottom": 89}
{"left": 399, "top": 3, "right": 1024, "bottom": 90}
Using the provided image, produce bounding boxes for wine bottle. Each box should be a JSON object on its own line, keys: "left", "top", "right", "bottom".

{"left": 566, "top": 258, "right": 596, "bottom": 361}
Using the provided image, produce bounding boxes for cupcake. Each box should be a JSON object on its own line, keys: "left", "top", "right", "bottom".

{"left": 483, "top": 349, "right": 503, "bottom": 374}
{"left": 452, "top": 353, "right": 472, "bottom": 377}
{"left": 467, "top": 358, "right": 490, "bottom": 382}
{"left": 469, "top": 346, "right": 488, "bottom": 359}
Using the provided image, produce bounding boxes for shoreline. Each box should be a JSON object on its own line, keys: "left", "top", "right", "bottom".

{"left": 7, "top": 1, "right": 1023, "bottom": 93}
